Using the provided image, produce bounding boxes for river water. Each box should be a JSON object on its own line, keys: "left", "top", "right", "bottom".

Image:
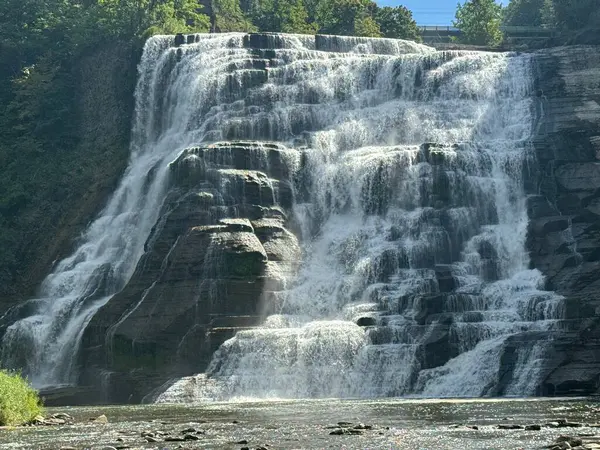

{"left": 2, "top": 398, "right": 600, "bottom": 449}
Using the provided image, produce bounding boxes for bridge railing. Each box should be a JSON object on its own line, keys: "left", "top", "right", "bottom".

{"left": 419, "top": 26, "right": 460, "bottom": 32}
{"left": 418, "top": 25, "right": 555, "bottom": 34}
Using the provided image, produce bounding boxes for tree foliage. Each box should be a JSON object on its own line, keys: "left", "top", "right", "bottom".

{"left": 278, "top": 0, "right": 318, "bottom": 34}
{"left": 502, "top": 0, "right": 599, "bottom": 30}
{"left": 245, "top": 0, "right": 316, "bottom": 33}
{"left": 551, "top": 0, "right": 599, "bottom": 30}
{"left": 540, "top": 0, "right": 557, "bottom": 27}
{"left": 454, "top": 0, "right": 503, "bottom": 46}
{"left": 315, "top": 0, "right": 380, "bottom": 36}
{"left": 225, "top": 0, "right": 423, "bottom": 38}
{"left": 354, "top": 16, "right": 382, "bottom": 37}
{"left": 214, "top": 0, "right": 257, "bottom": 32}
{"left": 377, "top": 6, "right": 422, "bottom": 41}
{"left": 503, "top": 0, "right": 545, "bottom": 26}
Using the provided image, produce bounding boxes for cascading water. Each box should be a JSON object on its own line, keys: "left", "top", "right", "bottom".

{"left": 0, "top": 35, "right": 254, "bottom": 387}
{"left": 155, "top": 34, "right": 563, "bottom": 401}
{"left": 1, "top": 32, "right": 563, "bottom": 398}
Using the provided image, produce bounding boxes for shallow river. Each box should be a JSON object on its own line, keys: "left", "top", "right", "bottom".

{"left": 2, "top": 398, "right": 600, "bottom": 449}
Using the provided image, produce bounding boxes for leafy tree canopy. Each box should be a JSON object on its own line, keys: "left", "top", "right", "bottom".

{"left": 214, "top": 0, "right": 257, "bottom": 32}
{"left": 501, "top": 0, "right": 599, "bottom": 31}
{"left": 454, "top": 0, "right": 503, "bottom": 46}
{"left": 244, "top": 0, "right": 316, "bottom": 34}
{"left": 354, "top": 15, "right": 382, "bottom": 37}
{"left": 377, "top": 6, "right": 422, "bottom": 41}
{"left": 503, "top": 0, "right": 545, "bottom": 26}
{"left": 551, "top": 0, "right": 599, "bottom": 30}
{"left": 315, "top": 0, "right": 379, "bottom": 36}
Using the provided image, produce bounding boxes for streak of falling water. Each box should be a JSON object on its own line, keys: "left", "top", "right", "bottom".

{"left": 0, "top": 34, "right": 253, "bottom": 387}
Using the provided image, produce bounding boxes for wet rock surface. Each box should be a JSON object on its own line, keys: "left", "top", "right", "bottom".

{"left": 528, "top": 46, "right": 600, "bottom": 396}
{"left": 26, "top": 413, "right": 75, "bottom": 427}
{"left": 79, "top": 141, "right": 301, "bottom": 402}
{"left": 544, "top": 434, "right": 600, "bottom": 450}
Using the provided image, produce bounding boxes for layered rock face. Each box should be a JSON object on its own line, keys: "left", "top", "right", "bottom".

{"left": 80, "top": 142, "right": 300, "bottom": 401}
{"left": 529, "top": 46, "right": 600, "bottom": 395}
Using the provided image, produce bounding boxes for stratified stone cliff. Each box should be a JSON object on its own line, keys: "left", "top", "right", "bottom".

{"left": 80, "top": 142, "right": 301, "bottom": 401}
{"left": 528, "top": 46, "right": 600, "bottom": 395}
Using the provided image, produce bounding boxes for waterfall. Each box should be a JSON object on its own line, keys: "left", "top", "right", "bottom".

{"left": 0, "top": 35, "right": 249, "bottom": 387}
{"left": 1, "top": 33, "right": 562, "bottom": 398}
{"left": 155, "top": 34, "right": 563, "bottom": 400}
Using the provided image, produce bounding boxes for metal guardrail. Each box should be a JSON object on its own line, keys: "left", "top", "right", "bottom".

{"left": 418, "top": 25, "right": 556, "bottom": 44}
{"left": 501, "top": 25, "right": 555, "bottom": 33}
{"left": 418, "top": 25, "right": 555, "bottom": 34}
{"left": 419, "top": 26, "right": 460, "bottom": 32}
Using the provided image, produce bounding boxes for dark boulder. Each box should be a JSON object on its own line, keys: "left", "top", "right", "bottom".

{"left": 174, "top": 34, "right": 185, "bottom": 47}
{"left": 356, "top": 317, "right": 377, "bottom": 327}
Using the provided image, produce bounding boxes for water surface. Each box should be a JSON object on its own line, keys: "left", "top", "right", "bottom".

{"left": 2, "top": 398, "right": 599, "bottom": 449}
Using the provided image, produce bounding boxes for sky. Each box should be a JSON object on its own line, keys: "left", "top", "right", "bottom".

{"left": 377, "top": 0, "right": 504, "bottom": 25}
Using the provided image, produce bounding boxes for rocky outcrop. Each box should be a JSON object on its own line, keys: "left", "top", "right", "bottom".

{"left": 79, "top": 142, "right": 301, "bottom": 402}
{"left": 528, "top": 46, "right": 600, "bottom": 395}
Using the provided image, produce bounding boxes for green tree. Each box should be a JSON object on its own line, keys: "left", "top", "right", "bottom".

{"left": 540, "top": 0, "right": 556, "bottom": 27}
{"left": 503, "top": 0, "right": 545, "bottom": 26}
{"left": 454, "top": 0, "right": 504, "bottom": 46}
{"left": 316, "top": 0, "right": 378, "bottom": 36}
{"left": 245, "top": 0, "right": 316, "bottom": 33}
{"left": 502, "top": 0, "right": 600, "bottom": 30}
{"left": 214, "top": 0, "right": 256, "bottom": 31}
{"left": 243, "top": 0, "right": 275, "bottom": 31}
{"left": 376, "top": 6, "right": 422, "bottom": 41}
{"left": 551, "top": 0, "right": 598, "bottom": 30}
{"left": 278, "top": 0, "right": 318, "bottom": 34}
{"left": 92, "top": 0, "right": 210, "bottom": 39}
{"left": 354, "top": 15, "right": 382, "bottom": 37}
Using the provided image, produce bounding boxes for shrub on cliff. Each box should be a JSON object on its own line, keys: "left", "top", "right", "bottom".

{"left": 0, "top": 371, "right": 42, "bottom": 426}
